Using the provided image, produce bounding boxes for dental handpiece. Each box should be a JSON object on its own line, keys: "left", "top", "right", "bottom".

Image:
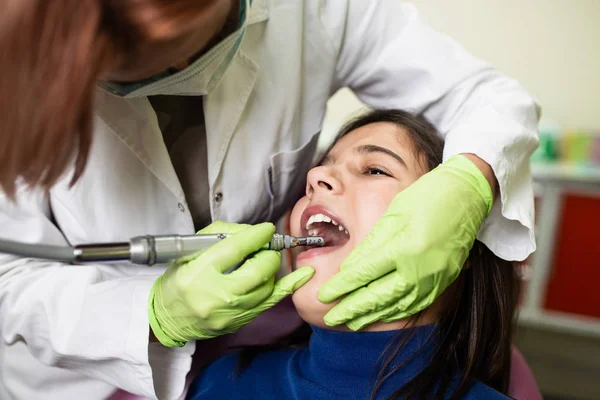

{"left": 0, "top": 234, "right": 325, "bottom": 266}
{"left": 121, "top": 233, "right": 325, "bottom": 265}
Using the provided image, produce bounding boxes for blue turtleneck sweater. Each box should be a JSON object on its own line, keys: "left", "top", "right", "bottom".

{"left": 187, "top": 324, "right": 509, "bottom": 399}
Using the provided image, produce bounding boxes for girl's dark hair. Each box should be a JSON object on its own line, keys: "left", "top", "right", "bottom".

{"left": 239, "top": 109, "right": 521, "bottom": 399}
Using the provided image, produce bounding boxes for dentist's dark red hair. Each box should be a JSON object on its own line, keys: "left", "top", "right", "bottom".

{"left": 0, "top": 0, "right": 219, "bottom": 199}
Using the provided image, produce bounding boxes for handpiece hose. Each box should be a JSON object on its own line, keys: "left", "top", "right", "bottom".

{"left": 0, "top": 233, "right": 325, "bottom": 266}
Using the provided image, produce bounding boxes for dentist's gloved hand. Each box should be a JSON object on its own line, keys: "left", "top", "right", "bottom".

{"left": 149, "top": 221, "right": 315, "bottom": 347}
{"left": 318, "top": 155, "right": 494, "bottom": 331}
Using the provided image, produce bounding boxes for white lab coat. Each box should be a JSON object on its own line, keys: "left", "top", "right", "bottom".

{"left": 0, "top": 1, "right": 539, "bottom": 399}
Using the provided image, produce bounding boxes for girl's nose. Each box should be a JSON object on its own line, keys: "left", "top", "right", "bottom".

{"left": 305, "top": 165, "right": 343, "bottom": 199}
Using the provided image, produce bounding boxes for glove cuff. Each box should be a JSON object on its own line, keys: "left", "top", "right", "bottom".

{"left": 148, "top": 276, "right": 186, "bottom": 348}
{"left": 443, "top": 155, "right": 494, "bottom": 217}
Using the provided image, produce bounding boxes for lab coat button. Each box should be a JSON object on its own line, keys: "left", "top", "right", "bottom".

{"left": 214, "top": 192, "right": 223, "bottom": 203}
{"left": 178, "top": 203, "right": 185, "bottom": 212}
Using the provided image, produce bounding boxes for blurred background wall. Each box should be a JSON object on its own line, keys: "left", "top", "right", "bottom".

{"left": 323, "top": 0, "right": 600, "bottom": 136}
{"left": 321, "top": 2, "right": 600, "bottom": 399}
{"left": 408, "top": 0, "right": 600, "bottom": 129}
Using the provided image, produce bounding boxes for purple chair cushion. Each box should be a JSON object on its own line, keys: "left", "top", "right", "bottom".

{"left": 509, "top": 346, "right": 543, "bottom": 400}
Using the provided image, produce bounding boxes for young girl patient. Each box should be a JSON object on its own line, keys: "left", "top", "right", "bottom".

{"left": 186, "top": 110, "right": 520, "bottom": 399}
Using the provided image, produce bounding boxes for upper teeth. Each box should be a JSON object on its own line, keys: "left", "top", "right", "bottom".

{"left": 306, "top": 213, "right": 349, "bottom": 236}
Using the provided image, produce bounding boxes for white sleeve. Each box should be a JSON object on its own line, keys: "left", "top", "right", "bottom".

{"left": 318, "top": 0, "right": 540, "bottom": 261}
{"left": 0, "top": 184, "right": 195, "bottom": 399}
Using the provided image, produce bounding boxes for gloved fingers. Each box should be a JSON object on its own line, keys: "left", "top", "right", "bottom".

{"left": 196, "top": 220, "right": 250, "bottom": 235}
{"left": 254, "top": 267, "right": 315, "bottom": 313}
{"left": 335, "top": 232, "right": 388, "bottom": 274}
{"left": 274, "top": 267, "right": 315, "bottom": 296}
{"left": 205, "top": 222, "right": 276, "bottom": 273}
{"left": 322, "top": 272, "right": 410, "bottom": 326}
{"left": 229, "top": 276, "right": 276, "bottom": 309}
{"left": 345, "top": 303, "right": 401, "bottom": 331}
{"left": 380, "top": 294, "right": 431, "bottom": 322}
{"left": 317, "top": 248, "right": 397, "bottom": 304}
{"left": 387, "top": 287, "right": 435, "bottom": 320}
{"left": 344, "top": 279, "right": 427, "bottom": 330}
{"left": 337, "top": 203, "right": 408, "bottom": 269}
{"left": 227, "top": 250, "right": 281, "bottom": 294}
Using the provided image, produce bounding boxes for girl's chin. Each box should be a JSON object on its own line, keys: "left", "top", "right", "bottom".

{"left": 292, "top": 289, "right": 340, "bottom": 328}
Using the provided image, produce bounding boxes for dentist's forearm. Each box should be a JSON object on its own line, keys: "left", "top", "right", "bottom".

{"left": 461, "top": 153, "right": 499, "bottom": 199}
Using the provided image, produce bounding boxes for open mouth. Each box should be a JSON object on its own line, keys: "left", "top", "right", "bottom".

{"left": 297, "top": 207, "right": 350, "bottom": 260}
{"left": 305, "top": 214, "right": 350, "bottom": 247}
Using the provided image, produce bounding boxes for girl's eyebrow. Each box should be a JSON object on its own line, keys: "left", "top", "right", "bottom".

{"left": 355, "top": 144, "right": 407, "bottom": 168}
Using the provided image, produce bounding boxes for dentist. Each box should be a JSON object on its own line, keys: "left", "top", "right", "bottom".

{"left": 0, "top": 0, "right": 539, "bottom": 399}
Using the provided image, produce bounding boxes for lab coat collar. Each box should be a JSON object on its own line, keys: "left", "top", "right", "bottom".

{"left": 246, "top": 0, "right": 268, "bottom": 24}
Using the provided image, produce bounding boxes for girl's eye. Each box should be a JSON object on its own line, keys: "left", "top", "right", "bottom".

{"left": 363, "top": 166, "right": 391, "bottom": 177}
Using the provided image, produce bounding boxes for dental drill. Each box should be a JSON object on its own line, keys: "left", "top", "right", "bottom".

{"left": 0, "top": 233, "right": 325, "bottom": 266}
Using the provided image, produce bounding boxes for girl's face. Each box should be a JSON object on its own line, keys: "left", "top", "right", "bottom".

{"left": 289, "top": 122, "right": 430, "bottom": 329}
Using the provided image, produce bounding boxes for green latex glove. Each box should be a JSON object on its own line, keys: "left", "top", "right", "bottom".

{"left": 318, "top": 155, "right": 493, "bottom": 331}
{"left": 149, "top": 221, "right": 315, "bottom": 347}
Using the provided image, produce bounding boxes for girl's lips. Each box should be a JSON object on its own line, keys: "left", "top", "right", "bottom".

{"left": 296, "top": 242, "right": 348, "bottom": 262}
